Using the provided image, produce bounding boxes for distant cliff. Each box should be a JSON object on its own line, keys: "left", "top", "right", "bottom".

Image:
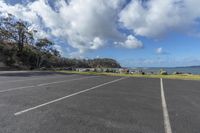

{"left": 175, "top": 66, "right": 200, "bottom": 68}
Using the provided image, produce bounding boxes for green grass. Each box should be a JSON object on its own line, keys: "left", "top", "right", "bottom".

{"left": 58, "top": 70, "right": 200, "bottom": 81}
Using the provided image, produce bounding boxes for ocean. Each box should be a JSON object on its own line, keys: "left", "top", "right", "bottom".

{"left": 131, "top": 67, "right": 200, "bottom": 75}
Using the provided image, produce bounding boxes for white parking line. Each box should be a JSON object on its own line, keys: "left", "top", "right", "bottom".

{"left": 14, "top": 77, "right": 127, "bottom": 116}
{"left": 0, "top": 76, "right": 99, "bottom": 93}
{"left": 160, "top": 78, "right": 172, "bottom": 133}
{"left": 0, "top": 86, "right": 35, "bottom": 93}
{"left": 0, "top": 75, "right": 77, "bottom": 84}
{"left": 37, "top": 76, "right": 99, "bottom": 86}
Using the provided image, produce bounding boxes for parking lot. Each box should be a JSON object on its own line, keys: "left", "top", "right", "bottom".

{"left": 0, "top": 72, "right": 200, "bottom": 133}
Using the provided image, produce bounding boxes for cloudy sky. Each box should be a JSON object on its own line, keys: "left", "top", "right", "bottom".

{"left": 1, "top": 0, "right": 200, "bottom": 67}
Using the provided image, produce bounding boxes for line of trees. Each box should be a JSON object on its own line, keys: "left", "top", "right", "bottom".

{"left": 0, "top": 13, "right": 121, "bottom": 70}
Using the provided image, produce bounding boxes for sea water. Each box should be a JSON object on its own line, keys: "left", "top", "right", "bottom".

{"left": 131, "top": 67, "right": 200, "bottom": 74}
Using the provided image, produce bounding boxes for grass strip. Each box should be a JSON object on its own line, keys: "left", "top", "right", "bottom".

{"left": 58, "top": 70, "right": 200, "bottom": 81}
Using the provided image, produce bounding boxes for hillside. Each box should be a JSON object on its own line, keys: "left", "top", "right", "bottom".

{"left": 175, "top": 66, "right": 200, "bottom": 68}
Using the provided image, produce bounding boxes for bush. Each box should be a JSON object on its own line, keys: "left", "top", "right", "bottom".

{"left": 2, "top": 47, "right": 17, "bottom": 66}
{"left": 173, "top": 71, "right": 182, "bottom": 75}
{"left": 141, "top": 72, "right": 145, "bottom": 75}
{"left": 105, "top": 68, "right": 110, "bottom": 73}
{"left": 20, "top": 47, "right": 38, "bottom": 68}
{"left": 0, "top": 44, "right": 4, "bottom": 51}
{"left": 160, "top": 70, "right": 168, "bottom": 75}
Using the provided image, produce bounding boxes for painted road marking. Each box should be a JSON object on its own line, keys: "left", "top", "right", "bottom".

{"left": 0, "top": 86, "right": 35, "bottom": 93}
{"left": 160, "top": 78, "right": 172, "bottom": 133}
{"left": 0, "top": 75, "right": 77, "bottom": 84}
{"left": 0, "top": 76, "right": 99, "bottom": 93}
{"left": 37, "top": 76, "right": 98, "bottom": 86}
{"left": 14, "top": 77, "right": 127, "bottom": 116}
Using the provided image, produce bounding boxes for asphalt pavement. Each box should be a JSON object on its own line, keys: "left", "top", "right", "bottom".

{"left": 0, "top": 71, "right": 199, "bottom": 133}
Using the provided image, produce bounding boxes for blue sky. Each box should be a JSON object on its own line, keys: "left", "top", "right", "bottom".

{"left": 85, "top": 32, "right": 200, "bottom": 67}
{"left": 1, "top": 0, "right": 200, "bottom": 67}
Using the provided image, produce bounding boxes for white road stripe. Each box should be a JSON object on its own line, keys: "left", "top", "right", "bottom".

{"left": 14, "top": 77, "right": 127, "bottom": 116}
{"left": 0, "top": 76, "right": 98, "bottom": 93}
{"left": 37, "top": 76, "right": 99, "bottom": 86}
{"left": 0, "top": 75, "right": 77, "bottom": 84}
{"left": 0, "top": 86, "right": 35, "bottom": 93}
{"left": 160, "top": 78, "right": 172, "bottom": 133}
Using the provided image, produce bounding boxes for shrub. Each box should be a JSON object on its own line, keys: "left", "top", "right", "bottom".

{"left": 173, "top": 71, "right": 182, "bottom": 75}
{"left": 160, "top": 70, "right": 168, "bottom": 75}
{"left": 3, "top": 47, "right": 17, "bottom": 66}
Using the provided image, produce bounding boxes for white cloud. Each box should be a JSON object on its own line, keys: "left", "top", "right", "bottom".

{"left": 90, "top": 37, "right": 104, "bottom": 50}
{"left": 156, "top": 47, "right": 163, "bottom": 54}
{"left": 1, "top": 0, "right": 200, "bottom": 57}
{"left": 119, "top": 0, "right": 200, "bottom": 37}
{"left": 1, "top": 0, "right": 138, "bottom": 56}
{"left": 55, "top": 0, "right": 127, "bottom": 53}
{"left": 156, "top": 47, "right": 168, "bottom": 55}
{"left": 118, "top": 35, "right": 143, "bottom": 49}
